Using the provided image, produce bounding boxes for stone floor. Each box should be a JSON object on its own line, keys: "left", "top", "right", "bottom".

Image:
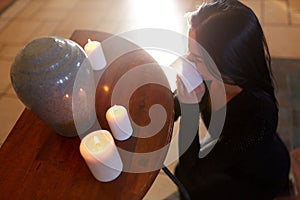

{"left": 0, "top": 0, "right": 300, "bottom": 199}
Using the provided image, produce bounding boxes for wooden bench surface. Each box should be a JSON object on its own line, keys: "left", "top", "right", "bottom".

{"left": 0, "top": 30, "right": 174, "bottom": 200}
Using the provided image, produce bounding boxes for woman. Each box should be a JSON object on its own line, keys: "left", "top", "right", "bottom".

{"left": 174, "top": 0, "right": 291, "bottom": 199}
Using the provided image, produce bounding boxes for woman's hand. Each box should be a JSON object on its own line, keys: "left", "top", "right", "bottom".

{"left": 176, "top": 75, "right": 206, "bottom": 104}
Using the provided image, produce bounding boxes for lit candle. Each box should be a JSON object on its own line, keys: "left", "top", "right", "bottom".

{"left": 84, "top": 39, "right": 107, "bottom": 70}
{"left": 106, "top": 105, "right": 133, "bottom": 141}
{"left": 79, "top": 130, "right": 123, "bottom": 182}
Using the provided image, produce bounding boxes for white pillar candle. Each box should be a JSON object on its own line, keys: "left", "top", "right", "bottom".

{"left": 79, "top": 130, "right": 123, "bottom": 182}
{"left": 106, "top": 105, "right": 133, "bottom": 141}
{"left": 84, "top": 39, "right": 107, "bottom": 71}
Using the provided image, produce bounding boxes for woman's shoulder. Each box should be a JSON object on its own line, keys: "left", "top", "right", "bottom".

{"left": 221, "top": 88, "right": 278, "bottom": 146}
{"left": 228, "top": 88, "right": 278, "bottom": 118}
{"left": 247, "top": 88, "right": 277, "bottom": 110}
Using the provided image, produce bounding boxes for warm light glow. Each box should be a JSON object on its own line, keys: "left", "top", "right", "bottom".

{"left": 128, "top": 0, "right": 184, "bottom": 32}
{"left": 103, "top": 85, "right": 109, "bottom": 92}
{"left": 85, "top": 133, "right": 110, "bottom": 153}
{"left": 64, "top": 94, "right": 70, "bottom": 99}
{"left": 147, "top": 49, "right": 178, "bottom": 66}
{"left": 127, "top": 0, "right": 186, "bottom": 92}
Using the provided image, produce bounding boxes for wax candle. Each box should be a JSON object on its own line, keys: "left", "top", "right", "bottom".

{"left": 106, "top": 105, "right": 133, "bottom": 141}
{"left": 79, "top": 130, "right": 123, "bottom": 182}
{"left": 84, "top": 39, "right": 107, "bottom": 70}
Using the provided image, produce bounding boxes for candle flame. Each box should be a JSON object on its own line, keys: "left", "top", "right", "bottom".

{"left": 88, "top": 38, "right": 92, "bottom": 43}
{"left": 64, "top": 94, "right": 70, "bottom": 99}
{"left": 93, "top": 136, "right": 101, "bottom": 145}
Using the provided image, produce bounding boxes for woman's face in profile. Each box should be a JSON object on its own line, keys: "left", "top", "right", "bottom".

{"left": 187, "top": 28, "right": 215, "bottom": 81}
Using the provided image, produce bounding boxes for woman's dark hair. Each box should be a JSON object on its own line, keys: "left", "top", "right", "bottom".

{"left": 187, "top": 0, "right": 277, "bottom": 104}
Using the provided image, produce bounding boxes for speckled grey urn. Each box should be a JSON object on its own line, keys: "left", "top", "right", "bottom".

{"left": 10, "top": 37, "right": 96, "bottom": 137}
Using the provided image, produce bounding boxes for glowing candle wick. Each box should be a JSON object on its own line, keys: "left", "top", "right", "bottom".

{"left": 93, "top": 135, "right": 101, "bottom": 145}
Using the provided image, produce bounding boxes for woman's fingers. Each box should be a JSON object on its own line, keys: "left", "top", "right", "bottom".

{"left": 176, "top": 76, "right": 187, "bottom": 96}
{"left": 176, "top": 76, "right": 205, "bottom": 104}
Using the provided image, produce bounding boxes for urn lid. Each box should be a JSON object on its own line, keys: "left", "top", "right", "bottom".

{"left": 11, "top": 36, "right": 86, "bottom": 75}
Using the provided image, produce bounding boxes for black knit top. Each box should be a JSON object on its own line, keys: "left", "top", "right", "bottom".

{"left": 174, "top": 87, "right": 291, "bottom": 200}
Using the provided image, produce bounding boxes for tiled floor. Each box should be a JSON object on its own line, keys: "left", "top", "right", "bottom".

{"left": 0, "top": 0, "right": 300, "bottom": 199}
